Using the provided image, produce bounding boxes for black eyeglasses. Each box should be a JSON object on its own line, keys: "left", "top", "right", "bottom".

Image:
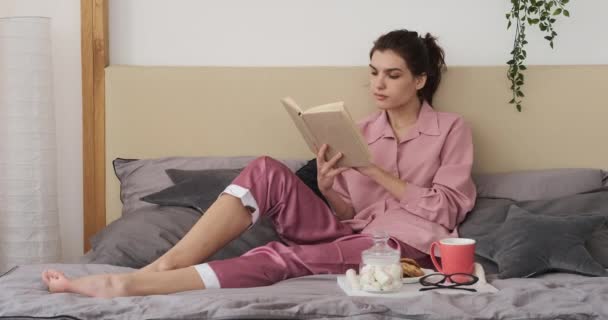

{"left": 418, "top": 273, "right": 479, "bottom": 292}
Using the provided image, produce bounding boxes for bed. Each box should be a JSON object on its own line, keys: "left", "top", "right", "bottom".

{"left": 2, "top": 2, "right": 608, "bottom": 319}
{"left": 1, "top": 66, "right": 607, "bottom": 320}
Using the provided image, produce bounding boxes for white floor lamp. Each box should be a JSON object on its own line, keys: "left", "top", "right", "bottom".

{"left": 0, "top": 17, "right": 61, "bottom": 272}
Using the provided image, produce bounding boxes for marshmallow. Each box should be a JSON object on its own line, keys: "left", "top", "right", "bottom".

{"left": 373, "top": 269, "right": 391, "bottom": 286}
{"left": 358, "top": 263, "right": 403, "bottom": 292}
{"left": 345, "top": 269, "right": 360, "bottom": 290}
{"left": 370, "top": 280, "right": 382, "bottom": 291}
{"left": 360, "top": 264, "right": 374, "bottom": 275}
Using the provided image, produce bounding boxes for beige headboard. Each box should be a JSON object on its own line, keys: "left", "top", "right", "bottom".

{"left": 105, "top": 65, "right": 608, "bottom": 224}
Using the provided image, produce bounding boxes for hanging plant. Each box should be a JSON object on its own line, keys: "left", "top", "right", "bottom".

{"left": 506, "top": 0, "right": 571, "bottom": 111}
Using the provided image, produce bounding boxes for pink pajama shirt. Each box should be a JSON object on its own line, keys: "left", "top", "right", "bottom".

{"left": 195, "top": 102, "right": 477, "bottom": 288}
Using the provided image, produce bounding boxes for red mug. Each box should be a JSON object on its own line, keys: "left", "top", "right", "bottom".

{"left": 430, "top": 238, "right": 476, "bottom": 275}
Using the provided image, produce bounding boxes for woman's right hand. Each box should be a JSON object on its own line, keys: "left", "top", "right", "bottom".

{"left": 316, "top": 144, "right": 349, "bottom": 194}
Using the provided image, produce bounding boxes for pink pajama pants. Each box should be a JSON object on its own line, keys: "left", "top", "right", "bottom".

{"left": 195, "top": 156, "right": 432, "bottom": 288}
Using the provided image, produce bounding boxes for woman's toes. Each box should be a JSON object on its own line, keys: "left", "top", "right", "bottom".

{"left": 44, "top": 269, "right": 71, "bottom": 293}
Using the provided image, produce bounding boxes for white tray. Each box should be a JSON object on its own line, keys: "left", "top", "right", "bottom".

{"left": 337, "top": 263, "right": 498, "bottom": 297}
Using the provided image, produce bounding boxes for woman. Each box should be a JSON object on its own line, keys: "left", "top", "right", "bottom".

{"left": 42, "top": 29, "right": 476, "bottom": 298}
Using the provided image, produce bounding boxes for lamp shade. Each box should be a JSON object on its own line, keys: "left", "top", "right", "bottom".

{"left": 0, "top": 17, "right": 61, "bottom": 272}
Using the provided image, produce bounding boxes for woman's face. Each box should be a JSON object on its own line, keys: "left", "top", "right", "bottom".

{"left": 369, "top": 49, "right": 426, "bottom": 111}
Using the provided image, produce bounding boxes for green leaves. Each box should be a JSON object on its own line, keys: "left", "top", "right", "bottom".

{"left": 505, "top": 0, "right": 571, "bottom": 112}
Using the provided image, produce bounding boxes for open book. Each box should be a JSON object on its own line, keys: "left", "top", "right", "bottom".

{"left": 281, "top": 97, "right": 371, "bottom": 167}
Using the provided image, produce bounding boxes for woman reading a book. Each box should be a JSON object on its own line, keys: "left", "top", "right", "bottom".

{"left": 43, "top": 29, "right": 476, "bottom": 297}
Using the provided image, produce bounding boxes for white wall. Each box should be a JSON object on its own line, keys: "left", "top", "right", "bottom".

{"left": 110, "top": 0, "right": 608, "bottom": 66}
{"left": 0, "top": 0, "right": 83, "bottom": 262}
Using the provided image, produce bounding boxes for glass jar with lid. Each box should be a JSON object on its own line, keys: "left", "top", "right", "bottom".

{"left": 359, "top": 231, "right": 403, "bottom": 292}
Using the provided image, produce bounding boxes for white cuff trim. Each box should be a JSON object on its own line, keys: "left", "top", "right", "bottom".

{"left": 221, "top": 184, "right": 260, "bottom": 225}
{"left": 194, "top": 263, "right": 221, "bottom": 289}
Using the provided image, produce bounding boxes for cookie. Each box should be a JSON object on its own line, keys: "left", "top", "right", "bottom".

{"left": 400, "top": 257, "right": 425, "bottom": 277}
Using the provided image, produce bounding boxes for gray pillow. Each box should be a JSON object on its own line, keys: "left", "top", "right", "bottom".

{"left": 475, "top": 205, "right": 607, "bottom": 279}
{"left": 86, "top": 206, "right": 200, "bottom": 267}
{"left": 165, "top": 163, "right": 330, "bottom": 206}
{"left": 473, "top": 168, "right": 605, "bottom": 201}
{"left": 86, "top": 156, "right": 306, "bottom": 268}
{"left": 461, "top": 189, "right": 608, "bottom": 268}
{"left": 113, "top": 156, "right": 307, "bottom": 215}
{"left": 139, "top": 168, "right": 283, "bottom": 264}
{"left": 148, "top": 165, "right": 291, "bottom": 243}
{"left": 85, "top": 205, "right": 280, "bottom": 268}
{"left": 141, "top": 168, "right": 244, "bottom": 212}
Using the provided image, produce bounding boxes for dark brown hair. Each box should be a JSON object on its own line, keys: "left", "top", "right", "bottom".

{"left": 369, "top": 29, "right": 446, "bottom": 104}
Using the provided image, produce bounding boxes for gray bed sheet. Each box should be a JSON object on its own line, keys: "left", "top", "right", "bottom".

{"left": 1, "top": 263, "right": 607, "bottom": 320}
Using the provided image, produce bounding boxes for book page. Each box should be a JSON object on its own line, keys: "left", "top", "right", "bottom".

{"left": 281, "top": 97, "right": 319, "bottom": 154}
{"left": 302, "top": 107, "right": 371, "bottom": 167}
{"left": 306, "top": 101, "right": 344, "bottom": 113}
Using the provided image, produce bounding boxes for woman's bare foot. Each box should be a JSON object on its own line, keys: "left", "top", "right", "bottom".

{"left": 42, "top": 269, "right": 130, "bottom": 298}
{"left": 42, "top": 270, "right": 71, "bottom": 293}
